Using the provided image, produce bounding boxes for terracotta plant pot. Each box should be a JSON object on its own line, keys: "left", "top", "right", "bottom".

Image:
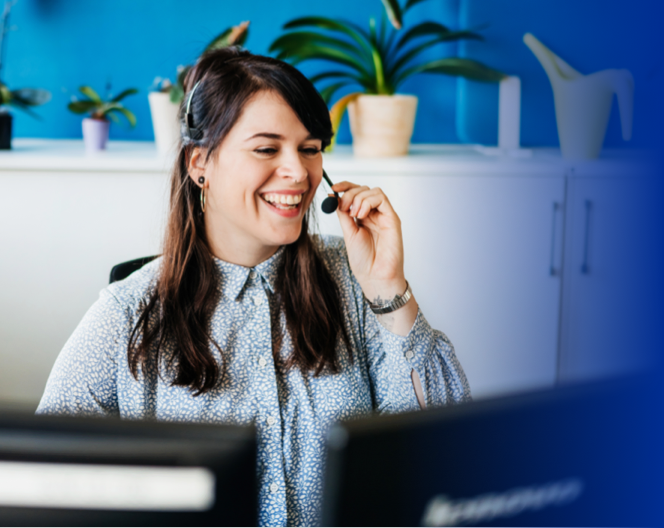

{"left": 148, "top": 91, "right": 180, "bottom": 155}
{"left": 82, "top": 117, "right": 110, "bottom": 152}
{"left": 347, "top": 94, "right": 418, "bottom": 157}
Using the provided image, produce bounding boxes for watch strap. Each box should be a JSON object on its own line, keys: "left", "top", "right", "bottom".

{"left": 366, "top": 281, "right": 412, "bottom": 315}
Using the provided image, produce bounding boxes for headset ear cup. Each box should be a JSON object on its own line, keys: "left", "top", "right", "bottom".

{"left": 321, "top": 195, "right": 338, "bottom": 214}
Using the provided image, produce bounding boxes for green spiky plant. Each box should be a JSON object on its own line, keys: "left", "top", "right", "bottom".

{"left": 154, "top": 20, "right": 250, "bottom": 104}
{"left": 269, "top": 0, "right": 505, "bottom": 149}
{"left": 67, "top": 86, "right": 138, "bottom": 127}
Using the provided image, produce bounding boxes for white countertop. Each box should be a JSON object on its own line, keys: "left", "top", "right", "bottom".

{"left": 0, "top": 139, "right": 657, "bottom": 176}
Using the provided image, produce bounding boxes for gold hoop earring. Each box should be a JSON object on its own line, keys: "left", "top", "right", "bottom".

{"left": 200, "top": 186, "right": 207, "bottom": 213}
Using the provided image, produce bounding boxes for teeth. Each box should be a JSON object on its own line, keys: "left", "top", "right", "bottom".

{"left": 262, "top": 193, "right": 303, "bottom": 205}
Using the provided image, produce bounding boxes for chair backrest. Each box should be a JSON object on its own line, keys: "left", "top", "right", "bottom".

{"left": 109, "top": 256, "right": 158, "bottom": 284}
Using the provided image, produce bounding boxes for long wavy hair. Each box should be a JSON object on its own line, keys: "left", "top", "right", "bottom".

{"left": 127, "top": 47, "right": 351, "bottom": 395}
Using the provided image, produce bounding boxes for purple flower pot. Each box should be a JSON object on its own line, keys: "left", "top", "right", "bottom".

{"left": 82, "top": 117, "right": 110, "bottom": 151}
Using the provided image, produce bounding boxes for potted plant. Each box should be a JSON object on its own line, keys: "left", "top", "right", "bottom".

{"left": 270, "top": 0, "right": 505, "bottom": 156}
{"left": 67, "top": 85, "right": 138, "bottom": 152}
{"left": 149, "top": 20, "right": 250, "bottom": 155}
{"left": 0, "top": 0, "right": 51, "bottom": 149}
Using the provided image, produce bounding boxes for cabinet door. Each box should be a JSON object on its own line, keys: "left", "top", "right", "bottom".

{"left": 316, "top": 173, "right": 565, "bottom": 398}
{"left": 558, "top": 173, "right": 662, "bottom": 382}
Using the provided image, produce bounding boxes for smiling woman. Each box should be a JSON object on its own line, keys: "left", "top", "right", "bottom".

{"left": 36, "top": 47, "right": 470, "bottom": 527}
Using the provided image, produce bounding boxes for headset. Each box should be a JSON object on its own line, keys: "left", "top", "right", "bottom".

{"left": 321, "top": 170, "right": 339, "bottom": 214}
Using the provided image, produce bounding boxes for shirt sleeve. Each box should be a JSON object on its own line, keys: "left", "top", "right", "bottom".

{"left": 359, "top": 280, "right": 472, "bottom": 413}
{"left": 36, "top": 289, "right": 127, "bottom": 417}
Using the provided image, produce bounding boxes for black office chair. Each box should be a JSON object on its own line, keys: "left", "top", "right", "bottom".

{"left": 109, "top": 256, "right": 158, "bottom": 284}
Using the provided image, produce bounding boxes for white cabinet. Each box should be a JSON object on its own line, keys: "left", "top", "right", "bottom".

{"left": 0, "top": 141, "right": 656, "bottom": 406}
{"left": 558, "top": 163, "right": 661, "bottom": 383}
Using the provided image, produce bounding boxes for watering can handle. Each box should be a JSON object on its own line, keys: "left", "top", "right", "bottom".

{"left": 613, "top": 70, "right": 634, "bottom": 141}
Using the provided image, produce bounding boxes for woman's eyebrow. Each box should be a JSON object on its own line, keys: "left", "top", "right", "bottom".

{"left": 245, "top": 132, "right": 317, "bottom": 141}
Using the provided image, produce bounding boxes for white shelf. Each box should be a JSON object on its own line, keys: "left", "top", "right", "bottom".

{"left": 0, "top": 139, "right": 656, "bottom": 177}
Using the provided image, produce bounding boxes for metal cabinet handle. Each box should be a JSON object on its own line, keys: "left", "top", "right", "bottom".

{"left": 549, "top": 202, "right": 560, "bottom": 276}
{"left": 581, "top": 200, "right": 592, "bottom": 274}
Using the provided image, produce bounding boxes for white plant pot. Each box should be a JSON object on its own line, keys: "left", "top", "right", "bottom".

{"left": 347, "top": 94, "right": 418, "bottom": 157}
{"left": 148, "top": 92, "right": 181, "bottom": 155}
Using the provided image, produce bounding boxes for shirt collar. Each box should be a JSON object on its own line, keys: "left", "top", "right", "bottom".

{"left": 213, "top": 245, "right": 285, "bottom": 300}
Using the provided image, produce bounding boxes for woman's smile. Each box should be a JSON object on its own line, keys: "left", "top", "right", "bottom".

{"left": 259, "top": 189, "right": 308, "bottom": 217}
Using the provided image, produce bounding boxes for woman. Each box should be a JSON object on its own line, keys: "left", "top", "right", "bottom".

{"left": 37, "top": 47, "right": 470, "bottom": 526}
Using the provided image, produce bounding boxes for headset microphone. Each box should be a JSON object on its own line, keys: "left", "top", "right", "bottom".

{"left": 321, "top": 170, "right": 339, "bottom": 214}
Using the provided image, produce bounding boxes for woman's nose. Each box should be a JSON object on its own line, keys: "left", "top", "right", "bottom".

{"left": 278, "top": 151, "right": 309, "bottom": 182}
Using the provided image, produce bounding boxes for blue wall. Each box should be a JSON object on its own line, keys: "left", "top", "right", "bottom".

{"left": 5, "top": 0, "right": 662, "bottom": 148}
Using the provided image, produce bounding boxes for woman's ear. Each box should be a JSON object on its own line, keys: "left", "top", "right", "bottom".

{"left": 187, "top": 147, "right": 208, "bottom": 186}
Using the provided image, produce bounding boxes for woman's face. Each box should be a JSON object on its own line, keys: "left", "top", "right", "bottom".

{"left": 189, "top": 90, "right": 324, "bottom": 266}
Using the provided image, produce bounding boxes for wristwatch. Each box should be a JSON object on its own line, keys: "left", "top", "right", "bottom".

{"left": 366, "top": 281, "right": 412, "bottom": 315}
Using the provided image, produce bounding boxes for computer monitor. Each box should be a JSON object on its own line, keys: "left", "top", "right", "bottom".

{"left": 0, "top": 412, "right": 257, "bottom": 526}
{"left": 322, "top": 374, "right": 662, "bottom": 526}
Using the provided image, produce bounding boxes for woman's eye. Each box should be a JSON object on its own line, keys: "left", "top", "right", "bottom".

{"left": 302, "top": 147, "right": 321, "bottom": 155}
{"left": 255, "top": 148, "right": 277, "bottom": 155}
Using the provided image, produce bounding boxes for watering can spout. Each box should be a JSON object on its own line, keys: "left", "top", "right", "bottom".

{"left": 523, "top": 33, "right": 581, "bottom": 86}
{"left": 523, "top": 32, "right": 634, "bottom": 159}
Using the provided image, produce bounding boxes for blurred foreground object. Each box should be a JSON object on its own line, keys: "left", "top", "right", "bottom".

{"left": 524, "top": 32, "right": 633, "bottom": 160}
{"left": 324, "top": 372, "right": 663, "bottom": 526}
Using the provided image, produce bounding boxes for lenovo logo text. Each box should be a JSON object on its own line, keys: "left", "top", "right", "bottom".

{"left": 422, "top": 477, "right": 584, "bottom": 526}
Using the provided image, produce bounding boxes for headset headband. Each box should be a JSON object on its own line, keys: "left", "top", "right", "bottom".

{"left": 184, "top": 80, "right": 203, "bottom": 141}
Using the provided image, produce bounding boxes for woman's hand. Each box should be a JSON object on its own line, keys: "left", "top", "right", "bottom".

{"left": 332, "top": 181, "right": 418, "bottom": 335}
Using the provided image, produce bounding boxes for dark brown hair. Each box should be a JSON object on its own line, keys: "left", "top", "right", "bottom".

{"left": 128, "top": 47, "right": 351, "bottom": 394}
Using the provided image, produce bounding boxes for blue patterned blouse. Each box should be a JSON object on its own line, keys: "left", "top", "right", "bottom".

{"left": 37, "top": 235, "right": 470, "bottom": 526}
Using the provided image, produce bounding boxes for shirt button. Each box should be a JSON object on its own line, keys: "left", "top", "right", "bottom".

{"left": 405, "top": 350, "right": 414, "bottom": 360}
{"left": 253, "top": 296, "right": 264, "bottom": 306}
{"left": 258, "top": 358, "right": 267, "bottom": 367}
{"left": 269, "top": 483, "right": 278, "bottom": 493}
{"left": 266, "top": 416, "right": 276, "bottom": 426}
{"left": 249, "top": 271, "right": 257, "bottom": 280}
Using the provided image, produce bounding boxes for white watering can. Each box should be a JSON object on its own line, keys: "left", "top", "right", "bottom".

{"left": 523, "top": 33, "right": 634, "bottom": 160}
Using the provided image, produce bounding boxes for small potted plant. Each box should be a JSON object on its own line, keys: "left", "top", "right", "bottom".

{"left": 67, "top": 85, "right": 138, "bottom": 152}
{"left": 270, "top": 0, "right": 505, "bottom": 156}
{"left": 0, "top": 1, "right": 51, "bottom": 149}
{"left": 149, "top": 20, "right": 250, "bottom": 155}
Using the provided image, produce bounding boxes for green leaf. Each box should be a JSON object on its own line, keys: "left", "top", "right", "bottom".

{"left": 205, "top": 21, "right": 250, "bottom": 51}
{"left": 395, "top": 57, "right": 505, "bottom": 88}
{"left": 170, "top": 85, "right": 185, "bottom": 104}
{"left": 393, "top": 23, "right": 483, "bottom": 55}
{"left": 282, "top": 17, "right": 374, "bottom": 59}
{"left": 67, "top": 100, "right": 100, "bottom": 114}
{"left": 387, "top": 37, "right": 439, "bottom": 80}
{"left": 387, "top": 30, "right": 485, "bottom": 82}
{"left": 106, "top": 106, "right": 137, "bottom": 128}
{"left": 7, "top": 99, "right": 42, "bottom": 119}
{"left": 275, "top": 43, "right": 373, "bottom": 83}
{"left": 11, "top": 88, "right": 51, "bottom": 106}
{"left": 0, "top": 84, "right": 11, "bottom": 105}
{"left": 380, "top": 0, "right": 403, "bottom": 29}
{"left": 318, "top": 81, "right": 352, "bottom": 105}
{"left": 403, "top": 0, "right": 429, "bottom": 13}
{"left": 205, "top": 27, "right": 232, "bottom": 50}
{"left": 79, "top": 85, "right": 102, "bottom": 102}
{"left": 110, "top": 88, "right": 138, "bottom": 103}
{"left": 270, "top": 31, "right": 362, "bottom": 60}
{"left": 309, "top": 70, "right": 363, "bottom": 85}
